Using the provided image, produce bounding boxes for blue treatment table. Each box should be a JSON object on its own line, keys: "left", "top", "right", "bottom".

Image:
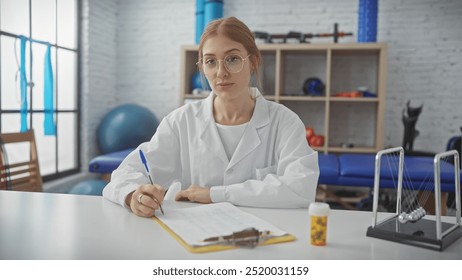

{"left": 89, "top": 149, "right": 461, "bottom": 192}
{"left": 319, "top": 154, "right": 461, "bottom": 193}
{"left": 89, "top": 149, "right": 133, "bottom": 173}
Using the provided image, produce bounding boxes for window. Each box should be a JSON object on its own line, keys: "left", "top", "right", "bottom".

{"left": 0, "top": 0, "right": 80, "bottom": 181}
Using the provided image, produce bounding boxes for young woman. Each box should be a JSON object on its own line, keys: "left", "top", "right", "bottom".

{"left": 103, "top": 17, "right": 319, "bottom": 217}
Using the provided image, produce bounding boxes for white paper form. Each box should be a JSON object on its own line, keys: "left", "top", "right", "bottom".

{"left": 156, "top": 202, "right": 288, "bottom": 247}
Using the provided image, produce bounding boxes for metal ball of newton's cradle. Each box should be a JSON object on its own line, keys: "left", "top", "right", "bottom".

{"left": 398, "top": 207, "right": 426, "bottom": 224}
{"left": 398, "top": 213, "right": 408, "bottom": 224}
{"left": 409, "top": 211, "right": 419, "bottom": 222}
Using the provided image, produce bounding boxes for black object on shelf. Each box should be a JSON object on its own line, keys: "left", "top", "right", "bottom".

{"left": 253, "top": 23, "right": 353, "bottom": 44}
{"left": 401, "top": 100, "right": 435, "bottom": 156}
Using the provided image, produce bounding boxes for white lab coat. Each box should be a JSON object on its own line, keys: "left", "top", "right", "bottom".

{"left": 103, "top": 88, "right": 319, "bottom": 208}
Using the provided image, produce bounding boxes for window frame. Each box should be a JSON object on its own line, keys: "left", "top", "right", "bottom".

{"left": 0, "top": 0, "right": 81, "bottom": 181}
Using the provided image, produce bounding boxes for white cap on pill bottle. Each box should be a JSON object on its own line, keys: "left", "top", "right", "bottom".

{"left": 308, "top": 202, "right": 330, "bottom": 216}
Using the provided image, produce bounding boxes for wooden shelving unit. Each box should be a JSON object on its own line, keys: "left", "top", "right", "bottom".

{"left": 180, "top": 43, "right": 387, "bottom": 154}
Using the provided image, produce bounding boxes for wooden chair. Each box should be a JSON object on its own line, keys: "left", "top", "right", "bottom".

{"left": 0, "top": 130, "right": 43, "bottom": 192}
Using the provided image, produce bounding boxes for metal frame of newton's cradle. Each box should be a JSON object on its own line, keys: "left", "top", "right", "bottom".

{"left": 366, "top": 147, "right": 462, "bottom": 251}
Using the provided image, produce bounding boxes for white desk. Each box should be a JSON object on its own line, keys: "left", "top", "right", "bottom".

{"left": 1, "top": 190, "right": 461, "bottom": 260}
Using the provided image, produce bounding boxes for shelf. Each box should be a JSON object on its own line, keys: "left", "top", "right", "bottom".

{"left": 311, "top": 146, "right": 326, "bottom": 153}
{"left": 184, "top": 93, "right": 210, "bottom": 99}
{"left": 256, "top": 43, "right": 386, "bottom": 51}
{"left": 279, "top": 96, "right": 326, "bottom": 101}
{"left": 329, "top": 97, "right": 379, "bottom": 102}
{"left": 263, "top": 95, "right": 276, "bottom": 101}
{"left": 327, "top": 147, "right": 378, "bottom": 153}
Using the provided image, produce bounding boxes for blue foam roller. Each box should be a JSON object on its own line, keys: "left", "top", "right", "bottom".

{"left": 195, "top": 0, "right": 205, "bottom": 44}
{"left": 358, "top": 0, "right": 378, "bottom": 42}
{"left": 204, "top": 0, "right": 223, "bottom": 27}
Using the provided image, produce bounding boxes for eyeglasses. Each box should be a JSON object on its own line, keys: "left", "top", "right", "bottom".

{"left": 198, "top": 54, "right": 251, "bottom": 74}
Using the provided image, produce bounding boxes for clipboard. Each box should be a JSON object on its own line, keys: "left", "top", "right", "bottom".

{"left": 152, "top": 202, "right": 296, "bottom": 253}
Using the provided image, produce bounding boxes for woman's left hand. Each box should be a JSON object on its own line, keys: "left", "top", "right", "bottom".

{"left": 175, "top": 184, "right": 212, "bottom": 204}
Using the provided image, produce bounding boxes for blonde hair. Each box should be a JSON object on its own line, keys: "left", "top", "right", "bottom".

{"left": 197, "top": 17, "right": 262, "bottom": 92}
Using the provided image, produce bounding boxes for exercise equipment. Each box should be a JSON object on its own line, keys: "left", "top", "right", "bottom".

{"left": 89, "top": 148, "right": 133, "bottom": 173}
{"left": 305, "top": 127, "right": 314, "bottom": 140}
{"left": 334, "top": 91, "right": 362, "bottom": 98}
{"left": 191, "top": 72, "right": 211, "bottom": 94}
{"left": 254, "top": 23, "right": 353, "bottom": 44}
{"left": 302, "top": 78, "right": 325, "bottom": 96}
{"left": 97, "top": 104, "right": 159, "bottom": 154}
{"left": 17, "top": 36, "right": 56, "bottom": 135}
{"left": 195, "top": 0, "right": 205, "bottom": 44}
{"left": 195, "top": 0, "right": 223, "bottom": 44}
{"left": 69, "top": 179, "right": 107, "bottom": 196}
{"left": 204, "top": 0, "right": 223, "bottom": 27}
{"left": 358, "top": 0, "right": 378, "bottom": 42}
{"left": 191, "top": 72, "right": 202, "bottom": 90}
{"left": 309, "top": 135, "right": 324, "bottom": 147}
{"left": 305, "top": 126, "right": 324, "bottom": 147}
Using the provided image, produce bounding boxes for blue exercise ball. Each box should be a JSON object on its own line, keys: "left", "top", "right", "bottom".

{"left": 191, "top": 72, "right": 202, "bottom": 90}
{"left": 98, "top": 104, "right": 159, "bottom": 154}
{"left": 191, "top": 72, "right": 211, "bottom": 91}
{"left": 69, "top": 179, "right": 107, "bottom": 196}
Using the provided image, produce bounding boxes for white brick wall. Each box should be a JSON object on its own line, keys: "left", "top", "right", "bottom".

{"left": 81, "top": 0, "right": 462, "bottom": 170}
{"left": 115, "top": 0, "right": 195, "bottom": 118}
{"left": 81, "top": 0, "right": 118, "bottom": 169}
{"left": 380, "top": 0, "right": 462, "bottom": 151}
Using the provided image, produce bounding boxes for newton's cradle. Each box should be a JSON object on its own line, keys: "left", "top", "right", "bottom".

{"left": 367, "top": 147, "right": 462, "bottom": 251}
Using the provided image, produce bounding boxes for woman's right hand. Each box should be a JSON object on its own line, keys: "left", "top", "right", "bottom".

{"left": 126, "top": 184, "right": 166, "bottom": 217}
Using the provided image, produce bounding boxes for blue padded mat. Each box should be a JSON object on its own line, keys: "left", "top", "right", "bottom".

{"left": 89, "top": 148, "right": 133, "bottom": 173}
{"left": 319, "top": 154, "right": 460, "bottom": 192}
{"left": 318, "top": 154, "right": 339, "bottom": 185}
{"left": 339, "top": 154, "right": 457, "bottom": 182}
{"left": 89, "top": 151, "right": 460, "bottom": 192}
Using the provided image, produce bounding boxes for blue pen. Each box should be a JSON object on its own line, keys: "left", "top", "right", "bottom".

{"left": 139, "top": 149, "right": 164, "bottom": 215}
